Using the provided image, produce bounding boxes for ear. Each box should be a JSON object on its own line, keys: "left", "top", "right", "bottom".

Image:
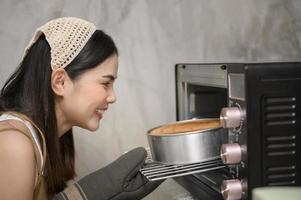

{"left": 51, "top": 69, "right": 70, "bottom": 96}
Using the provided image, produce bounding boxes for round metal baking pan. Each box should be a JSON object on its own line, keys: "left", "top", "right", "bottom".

{"left": 147, "top": 118, "right": 228, "bottom": 165}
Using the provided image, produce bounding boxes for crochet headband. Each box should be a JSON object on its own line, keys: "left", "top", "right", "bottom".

{"left": 23, "top": 17, "right": 97, "bottom": 70}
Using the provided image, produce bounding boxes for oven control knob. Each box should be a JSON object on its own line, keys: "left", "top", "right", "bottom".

{"left": 220, "top": 143, "right": 242, "bottom": 164}
{"left": 220, "top": 107, "right": 241, "bottom": 128}
{"left": 221, "top": 179, "right": 243, "bottom": 200}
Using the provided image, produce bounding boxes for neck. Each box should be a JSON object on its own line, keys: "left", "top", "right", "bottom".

{"left": 55, "top": 103, "right": 72, "bottom": 137}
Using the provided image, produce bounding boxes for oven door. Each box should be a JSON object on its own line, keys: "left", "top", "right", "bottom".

{"left": 175, "top": 168, "right": 232, "bottom": 200}
{"left": 175, "top": 63, "right": 228, "bottom": 199}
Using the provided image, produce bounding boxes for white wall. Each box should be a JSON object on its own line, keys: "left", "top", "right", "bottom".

{"left": 1, "top": 0, "right": 301, "bottom": 199}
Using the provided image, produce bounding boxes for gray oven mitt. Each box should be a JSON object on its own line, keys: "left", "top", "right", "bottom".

{"left": 54, "top": 147, "right": 163, "bottom": 200}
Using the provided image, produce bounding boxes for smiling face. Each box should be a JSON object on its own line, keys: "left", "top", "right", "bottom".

{"left": 53, "top": 54, "right": 118, "bottom": 134}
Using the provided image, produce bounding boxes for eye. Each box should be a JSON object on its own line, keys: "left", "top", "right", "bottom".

{"left": 101, "top": 82, "right": 111, "bottom": 88}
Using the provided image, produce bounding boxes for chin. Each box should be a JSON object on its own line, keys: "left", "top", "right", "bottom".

{"left": 85, "top": 125, "right": 99, "bottom": 132}
{"left": 78, "top": 121, "right": 100, "bottom": 132}
{"left": 78, "top": 117, "right": 101, "bottom": 132}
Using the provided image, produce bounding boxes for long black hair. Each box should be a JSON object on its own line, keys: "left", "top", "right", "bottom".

{"left": 0, "top": 29, "right": 118, "bottom": 195}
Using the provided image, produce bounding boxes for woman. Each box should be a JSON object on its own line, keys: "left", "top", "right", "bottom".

{"left": 0, "top": 17, "right": 162, "bottom": 200}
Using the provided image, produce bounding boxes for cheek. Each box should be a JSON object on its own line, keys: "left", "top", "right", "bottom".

{"left": 64, "top": 84, "right": 108, "bottom": 111}
{"left": 78, "top": 85, "right": 108, "bottom": 105}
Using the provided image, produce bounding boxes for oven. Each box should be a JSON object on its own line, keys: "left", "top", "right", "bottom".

{"left": 174, "top": 63, "right": 301, "bottom": 200}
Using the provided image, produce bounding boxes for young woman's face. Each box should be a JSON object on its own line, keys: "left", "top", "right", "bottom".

{"left": 60, "top": 54, "right": 118, "bottom": 131}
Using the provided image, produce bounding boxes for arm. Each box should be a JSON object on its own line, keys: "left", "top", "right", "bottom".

{"left": 0, "top": 129, "right": 36, "bottom": 200}
{"left": 54, "top": 147, "right": 163, "bottom": 200}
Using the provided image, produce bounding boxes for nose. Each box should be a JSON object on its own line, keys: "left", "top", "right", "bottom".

{"left": 107, "top": 88, "right": 117, "bottom": 104}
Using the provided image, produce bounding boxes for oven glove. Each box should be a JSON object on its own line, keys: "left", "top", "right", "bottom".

{"left": 54, "top": 147, "right": 164, "bottom": 200}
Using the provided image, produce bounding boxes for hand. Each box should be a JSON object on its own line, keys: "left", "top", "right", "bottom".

{"left": 54, "top": 147, "right": 164, "bottom": 200}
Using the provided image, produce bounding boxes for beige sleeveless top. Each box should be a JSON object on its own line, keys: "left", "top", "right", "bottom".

{"left": 0, "top": 112, "right": 48, "bottom": 199}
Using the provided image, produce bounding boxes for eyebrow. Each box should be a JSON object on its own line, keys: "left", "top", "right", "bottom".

{"left": 102, "top": 75, "right": 117, "bottom": 81}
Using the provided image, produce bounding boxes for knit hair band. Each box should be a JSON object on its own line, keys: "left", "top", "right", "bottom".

{"left": 23, "top": 17, "right": 97, "bottom": 70}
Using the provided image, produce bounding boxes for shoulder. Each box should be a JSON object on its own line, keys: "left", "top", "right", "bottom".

{"left": 0, "top": 121, "right": 35, "bottom": 157}
{"left": 0, "top": 119, "right": 35, "bottom": 164}
{"left": 0, "top": 119, "right": 35, "bottom": 154}
{"left": 0, "top": 121, "right": 36, "bottom": 199}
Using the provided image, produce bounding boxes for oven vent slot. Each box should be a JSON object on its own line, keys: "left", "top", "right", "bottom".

{"left": 264, "top": 97, "right": 296, "bottom": 126}
{"left": 266, "top": 166, "right": 296, "bottom": 186}
{"left": 267, "top": 180, "right": 296, "bottom": 186}
{"left": 265, "top": 135, "right": 296, "bottom": 156}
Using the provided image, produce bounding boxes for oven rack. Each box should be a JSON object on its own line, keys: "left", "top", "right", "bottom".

{"left": 140, "top": 157, "right": 225, "bottom": 181}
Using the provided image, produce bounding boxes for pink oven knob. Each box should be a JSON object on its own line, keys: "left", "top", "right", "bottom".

{"left": 221, "top": 179, "right": 243, "bottom": 200}
{"left": 220, "top": 143, "right": 242, "bottom": 164}
{"left": 220, "top": 107, "right": 242, "bottom": 129}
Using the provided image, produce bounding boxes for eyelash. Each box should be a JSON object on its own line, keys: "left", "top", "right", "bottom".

{"left": 102, "top": 82, "right": 111, "bottom": 88}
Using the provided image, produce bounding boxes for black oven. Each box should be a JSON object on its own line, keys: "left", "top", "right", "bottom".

{"left": 174, "top": 63, "right": 301, "bottom": 200}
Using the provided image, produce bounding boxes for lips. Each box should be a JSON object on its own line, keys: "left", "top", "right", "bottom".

{"left": 96, "top": 109, "right": 105, "bottom": 115}
{"left": 95, "top": 108, "right": 107, "bottom": 119}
